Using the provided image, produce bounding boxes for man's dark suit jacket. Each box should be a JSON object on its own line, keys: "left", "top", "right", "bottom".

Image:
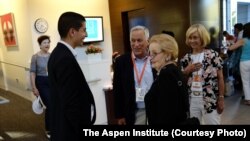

{"left": 113, "top": 53, "right": 156, "bottom": 125}
{"left": 48, "top": 43, "right": 96, "bottom": 141}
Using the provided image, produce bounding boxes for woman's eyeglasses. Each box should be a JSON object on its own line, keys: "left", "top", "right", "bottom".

{"left": 150, "top": 51, "right": 162, "bottom": 58}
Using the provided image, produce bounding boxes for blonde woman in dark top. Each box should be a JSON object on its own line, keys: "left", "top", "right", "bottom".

{"left": 145, "top": 34, "right": 189, "bottom": 124}
{"left": 30, "top": 35, "right": 51, "bottom": 139}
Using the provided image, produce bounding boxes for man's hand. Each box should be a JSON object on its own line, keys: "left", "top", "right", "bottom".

{"left": 117, "top": 118, "right": 126, "bottom": 125}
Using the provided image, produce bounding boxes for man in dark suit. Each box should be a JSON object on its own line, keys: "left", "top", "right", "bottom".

{"left": 113, "top": 25, "right": 156, "bottom": 125}
{"left": 48, "top": 12, "right": 96, "bottom": 141}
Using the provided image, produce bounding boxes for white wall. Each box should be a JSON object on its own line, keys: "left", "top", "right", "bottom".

{"left": 0, "top": 0, "right": 112, "bottom": 98}
{"left": 0, "top": 0, "right": 34, "bottom": 100}
{"left": 0, "top": 0, "right": 112, "bottom": 124}
{"left": 27, "top": 0, "right": 113, "bottom": 60}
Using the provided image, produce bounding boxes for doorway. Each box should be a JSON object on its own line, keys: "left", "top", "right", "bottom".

{"left": 223, "top": 0, "right": 250, "bottom": 34}
{"left": 121, "top": 8, "right": 145, "bottom": 53}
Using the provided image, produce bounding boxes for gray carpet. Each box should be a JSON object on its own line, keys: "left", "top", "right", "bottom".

{"left": 0, "top": 88, "right": 48, "bottom": 141}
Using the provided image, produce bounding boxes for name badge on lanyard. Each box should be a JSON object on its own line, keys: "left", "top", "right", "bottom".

{"left": 136, "top": 87, "right": 145, "bottom": 101}
{"left": 191, "top": 74, "right": 202, "bottom": 92}
{"left": 132, "top": 53, "right": 149, "bottom": 102}
{"left": 190, "top": 52, "right": 204, "bottom": 94}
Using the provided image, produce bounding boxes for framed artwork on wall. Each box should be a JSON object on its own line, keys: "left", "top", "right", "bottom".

{"left": 84, "top": 16, "right": 104, "bottom": 43}
{"left": 0, "top": 13, "right": 18, "bottom": 47}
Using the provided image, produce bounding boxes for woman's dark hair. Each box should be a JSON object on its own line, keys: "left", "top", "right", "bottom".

{"left": 234, "top": 23, "right": 243, "bottom": 31}
{"left": 222, "top": 31, "right": 228, "bottom": 36}
{"left": 58, "top": 12, "right": 85, "bottom": 38}
{"left": 37, "top": 35, "right": 50, "bottom": 45}
{"left": 243, "top": 22, "right": 250, "bottom": 39}
{"left": 161, "top": 30, "right": 175, "bottom": 37}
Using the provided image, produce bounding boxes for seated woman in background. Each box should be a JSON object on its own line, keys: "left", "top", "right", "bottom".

{"left": 145, "top": 34, "right": 189, "bottom": 125}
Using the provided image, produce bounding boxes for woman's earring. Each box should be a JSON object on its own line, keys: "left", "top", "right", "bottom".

{"left": 165, "top": 57, "right": 169, "bottom": 62}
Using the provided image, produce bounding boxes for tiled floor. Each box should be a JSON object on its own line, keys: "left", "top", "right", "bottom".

{"left": 222, "top": 90, "right": 250, "bottom": 125}
{"left": 0, "top": 88, "right": 250, "bottom": 140}
{"left": 0, "top": 89, "right": 47, "bottom": 141}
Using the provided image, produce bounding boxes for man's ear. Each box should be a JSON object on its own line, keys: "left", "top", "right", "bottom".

{"left": 146, "top": 39, "right": 149, "bottom": 45}
{"left": 69, "top": 28, "right": 75, "bottom": 37}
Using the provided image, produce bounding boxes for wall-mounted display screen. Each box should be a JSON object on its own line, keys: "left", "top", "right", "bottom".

{"left": 84, "top": 16, "right": 104, "bottom": 43}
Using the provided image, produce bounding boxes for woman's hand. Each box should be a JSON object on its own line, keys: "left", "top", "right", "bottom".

{"left": 33, "top": 88, "right": 40, "bottom": 97}
{"left": 184, "top": 62, "right": 202, "bottom": 75}
{"left": 217, "top": 97, "right": 224, "bottom": 114}
{"left": 193, "top": 62, "right": 202, "bottom": 71}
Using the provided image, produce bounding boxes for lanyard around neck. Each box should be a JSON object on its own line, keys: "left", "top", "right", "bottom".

{"left": 131, "top": 53, "right": 149, "bottom": 87}
{"left": 191, "top": 52, "right": 203, "bottom": 75}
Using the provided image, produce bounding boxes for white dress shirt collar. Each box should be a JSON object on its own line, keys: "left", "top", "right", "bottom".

{"left": 59, "top": 40, "right": 77, "bottom": 58}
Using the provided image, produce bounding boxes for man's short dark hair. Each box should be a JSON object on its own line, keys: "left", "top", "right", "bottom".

{"left": 58, "top": 12, "right": 85, "bottom": 38}
{"left": 234, "top": 23, "right": 243, "bottom": 31}
{"left": 243, "top": 22, "right": 250, "bottom": 38}
{"left": 222, "top": 31, "right": 228, "bottom": 36}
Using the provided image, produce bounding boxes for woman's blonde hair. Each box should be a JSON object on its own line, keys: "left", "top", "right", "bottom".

{"left": 185, "top": 24, "right": 210, "bottom": 48}
{"left": 150, "top": 34, "right": 178, "bottom": 61}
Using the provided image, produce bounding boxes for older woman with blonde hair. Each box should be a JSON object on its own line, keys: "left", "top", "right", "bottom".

{"left": 180, "top": 24, "right": 224, "bottom": 125}
{"left": 145, "top": 34, "right": 189, "bottom": 124}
